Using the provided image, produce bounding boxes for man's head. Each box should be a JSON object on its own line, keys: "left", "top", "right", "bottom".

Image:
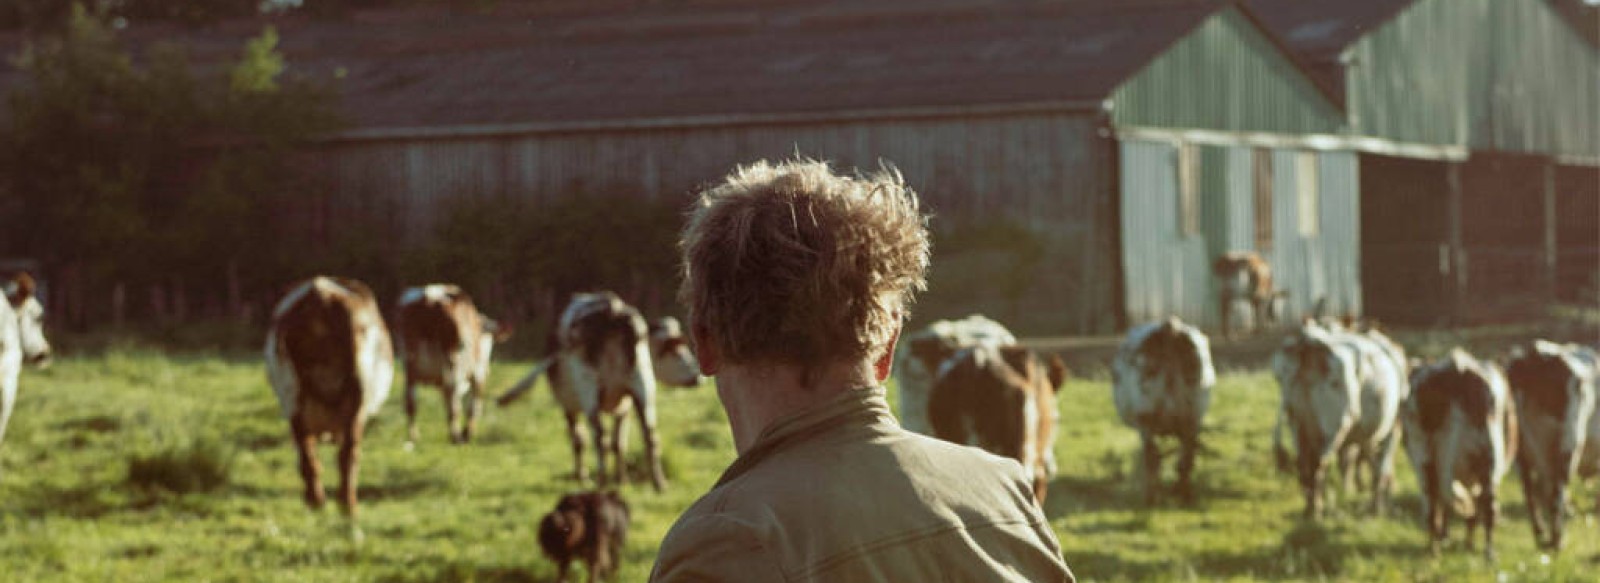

{"left": 680, "top": 159, "right": 930, "bottom": 383}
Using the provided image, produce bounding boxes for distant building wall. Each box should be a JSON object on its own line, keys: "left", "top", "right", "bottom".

{"left": 296, "top": 112, "right": 1121, "bottom": 334}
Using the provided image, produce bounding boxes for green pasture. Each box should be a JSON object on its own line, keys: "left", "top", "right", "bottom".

{"left": 0, "top": 339, "right": 1596, "bottom": 582}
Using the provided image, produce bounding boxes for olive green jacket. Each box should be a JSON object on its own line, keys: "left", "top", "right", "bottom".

{"left": 650, "top": 387, "right": 1075, "bottom": 583}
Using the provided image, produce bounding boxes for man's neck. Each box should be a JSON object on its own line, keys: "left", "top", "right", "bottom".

{"left": 715, "top": 360, "right": 878, "bottom": 455}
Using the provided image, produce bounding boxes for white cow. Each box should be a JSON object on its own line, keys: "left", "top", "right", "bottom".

{"left": 893, "top": 315, "right": 1017, "bottom": 435}
{"left": 499, "top": 293, "right": 695, "bottom": 491}
{"left": 265, "top": 276, "right": 394, "bottom": 519}
{"left": 1506, "top": 341, "right": 1596, "bottom": 551}
{"left": 1403, "top": 349, "right": 1516, "bottom": 560}
{"left": 0, "top": 272, "right": 52, "bottom": 452}
{"left": 395, "top": 284, "right": 511, "bottom": 445}
{"left": 1112, "top": 317, "right": 1215, "bottom": 505}
{"left": 1271, "top": 320, "right": 1405, "bottom": 519}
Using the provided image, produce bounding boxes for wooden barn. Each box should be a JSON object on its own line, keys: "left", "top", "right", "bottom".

{"left": 1249, "top": 0, "right": 1600, "bottom": 324}
{"left": 164, "top": 0, "right": 1384, "bottom": 335}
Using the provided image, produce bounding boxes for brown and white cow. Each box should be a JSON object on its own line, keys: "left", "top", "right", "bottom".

{"left": 1112, "top": 317, "right": 1216, "bottom": 505}
{"left": 1213, "top": 251, "right": 1281, "bottom": 339}
{"left": 1403, "top": 349, "right": 1517, "bottom": 560}
{"left": 646, "top": 317, "right": 701, "bottom": 389}
{"left": 927, "top": 344, "right": 1066, "bottom": 503}
{"left": 1505, "top": 340, "right": 1595, "bottom": 551}
{"left": 395, "top": 284, "right": 511, "bottom": 446}
{"left": 1, "top": 272, "right": 52, "bottom": 452}
{"left": 893, "top": 315, "right": 1018, "bottom": 436}
{"left": 265, "top": 276, "right": 394, "bottom": 522}
{"left": 1572, "top": 346, "right": 1600, "bottom": 517}
{"left": 499, "top": 293, "right": 691, "bottom": 491}
{"left": 1271, "top": 320, "right": 1406, "bottom": 519}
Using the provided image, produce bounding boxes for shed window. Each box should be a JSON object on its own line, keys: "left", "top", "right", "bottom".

{"left": 1253, "top": 148, "right": 1273, "bottom": 252}
{"left": 1177, "top": 143, "right": 1200, "bottom": 237}
{"left": 1297, "top": 152, "right": 1320, "bottom": 236}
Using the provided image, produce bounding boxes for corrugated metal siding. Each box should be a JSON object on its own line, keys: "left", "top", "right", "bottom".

{"left": 1268, "top": 150, "right": 1362, "bottom": 321}
{"left": 1121, "top": 140, "right": 1214, "bottom": 328}
{"left": 1347, "top": 0, "right": 1599, "bottom": 157}
{"left": 305, "top": 113, "right": 1118, "bottom": 333}
{"left": 1123, "top": 140, "right": 1362, "bottom": 331}
{"left": 1112, "top": 7, "right": 1344, "bottom": 135}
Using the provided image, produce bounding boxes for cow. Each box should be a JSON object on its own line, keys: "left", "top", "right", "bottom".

{"left": 498, "top": 292, "right": 687, "bottom": 491}
{"left": 893, "top": 315, "right": 1018, "bottom": 436}
{"left": 265, "top": 276, "right": 394, "bottom": 524}
{"left": 1213, "top": 251, "right": 1282, "bottom": 339}
{"left": 1505, "top": 340, "right": 1596, "bottom": 551}
{"left": 1573, "top": 346, "right": 1600, "bottom": 516}
{"left": 395, "top": 284, "right": 511, "bottom": 446}
{"left": 646, "top": 317, "right": 701, "bottom": 389}
{"left": 1271, "top": 320, "right": 1406, "bottom": 519}
{"left": 538, "top": 490, "right": 632, "bottom": 583}
{"left": 1403, "top": 349, "right": 1517, "bottom": 560}
{"left": 0, "top": 272, "right": 52, "bottom": 452}
{"left": 927, "top": 344, "right": 1066, "bottom": 503}
{"left": 1112, "top": 317, "right": 1216, "bottom": 505}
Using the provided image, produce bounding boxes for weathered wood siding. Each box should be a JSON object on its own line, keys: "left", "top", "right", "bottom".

{"left": 298, "top": 113, "right": 1119, "bottom": 334}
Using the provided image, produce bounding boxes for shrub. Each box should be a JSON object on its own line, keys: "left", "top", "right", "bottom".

{"left": 127, "top": 437, "right": 234, "bottom": 494}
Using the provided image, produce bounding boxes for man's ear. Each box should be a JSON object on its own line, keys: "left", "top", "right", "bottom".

{"left": 874, "top": 326, "right": 902, "bottom": 384}
{"left": 692, "top": 321, "right": 719, "bottom": 376}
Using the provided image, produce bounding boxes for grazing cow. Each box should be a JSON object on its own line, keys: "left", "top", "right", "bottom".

{"left": 1212, "top": 251, "right": 1282, "bottom": 339}
{"left": 395, "top": 284, "right": 511, "bottom": 445}
{"left": 265, "top": 276, "right": 394, "bottom": 520}
{"left": 1403, "top": 349, "right": 1517, "bottom": 560}
{"left": 893, "top": 315, "right": 1018, "bottom": 435}
{"left": 538, "top": 490, "right": 632, "bottom": 583}
{"left": 1271, "top": 320, "right": 1406, "bottom": 519}
{"left": 646, "top": 317, "right": 701, "bottom": 389}
{"left": 927, "top": 344, "right": 1066, "bottom": 503}
{"left": 1112, "top": 317, "right": 1216, "bottom": 505}
{"left": 499, "top": 292, "right": 681, "bottom": 490}
{"left": 0, "top": 272, "right": 52, "bottom": 451}
{"left": 1505, "top": 341, "right": 1596, "bottom": 551}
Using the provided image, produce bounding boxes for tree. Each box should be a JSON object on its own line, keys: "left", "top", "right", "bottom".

{"left": 2, "top": 5, "right": 340, "bottom": 326}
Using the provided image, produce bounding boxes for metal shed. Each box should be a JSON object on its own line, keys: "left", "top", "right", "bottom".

{"left": 1250, "top": 0, "right": 1600, "bottom": 322}
{"left": 38, "top": 0, "right": 1371, "bottom": 334}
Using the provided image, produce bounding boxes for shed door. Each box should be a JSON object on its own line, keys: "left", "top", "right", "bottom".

{"left": 1120, "top": 140, "right": 1212, "bottom": 328}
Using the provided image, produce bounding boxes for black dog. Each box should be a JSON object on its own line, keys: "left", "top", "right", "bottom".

{"left": 539, "top": 491, "right": 631, "bottom": 583}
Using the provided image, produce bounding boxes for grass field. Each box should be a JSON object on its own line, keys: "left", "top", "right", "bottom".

{"left": 1, "top": 341, "right": 1597, "bottom": 582}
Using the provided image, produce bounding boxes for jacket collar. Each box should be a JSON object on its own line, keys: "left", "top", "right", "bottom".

{"left": 714, "top": 386, "right": 894, "bottom": 488}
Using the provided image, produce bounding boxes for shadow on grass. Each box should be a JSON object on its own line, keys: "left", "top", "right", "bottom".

{"left": 1190, "top": 520, "right": 1427, "bottom": 579}
{"left": 10, "top": 482, "right": 125, "bottom": 519}
{"left": 374, "top": 562, "right": 544, "bottom": 583}
{"left": 1045, "top": 472, "right": 1257, "bottom": 518}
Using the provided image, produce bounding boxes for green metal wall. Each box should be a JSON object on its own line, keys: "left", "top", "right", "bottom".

{"left": 1112, "top": 6, "right": 1345, "bottom": 135}
{"left": 1346, "top": 0, "right": 1600, "bottom": 157}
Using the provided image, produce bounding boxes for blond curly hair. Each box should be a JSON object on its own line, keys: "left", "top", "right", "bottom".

{"left": 680, "top": 159, "right": 931, "bottom": 370}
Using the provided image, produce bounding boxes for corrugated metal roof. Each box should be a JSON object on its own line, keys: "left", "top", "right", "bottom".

{"left": 3, "top": 1, "right": 1243, "bottom": 130}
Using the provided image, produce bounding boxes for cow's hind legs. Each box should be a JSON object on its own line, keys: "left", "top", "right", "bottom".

{"left": 403, "top": 377, "right": 420, "bottom": 446}
{"left": 462, "top": 380, "right": 484, "bottom": 443}
{"left": 1478, "top": 483, "right": 1499, "bottom": 562}
{"left": 611, "top": 413, "right": 629, "bottom": 486}
{"left": 1518, "top": 460, "right": 1549, "bottom": 548}
{"left": 445, "top": 382, "right": 467, "bottom": 444}
{"left": 1176, "top": 430, "right": 1199, "bottom": 506}
{"left": 1140, "top": 432, "right": 1162, "bottom": 506}
{"left": 291, "top": 416, "right": 326, "bottom": 510}
{"left": 564, "top": 412, "right": 588, "bottom": 483}
{"left": 337, "top": 416, "right": 363, "bottom": 520}
{"left": 636, "top": 401, "right": 666, "bottom": 492}
{"left": 588, "top": 411, "right": 610, "bottom": 488}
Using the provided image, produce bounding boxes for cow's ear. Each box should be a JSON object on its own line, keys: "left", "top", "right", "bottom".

{"left": 9, "top": 272, "right": 36, "bottom": 307}
{"left": 1046, "top": 354, "right": 1068, "bottom": 389}
{"left": 487, "top": 319, "right": 514, "bottom": 342}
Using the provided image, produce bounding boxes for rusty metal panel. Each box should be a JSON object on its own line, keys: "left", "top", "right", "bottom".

{"left": 1120, "top": 139, "right": 1214, "bottom": 328}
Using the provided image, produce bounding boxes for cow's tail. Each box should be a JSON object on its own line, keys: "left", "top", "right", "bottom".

{"left": 496, "top": 357, "right": 553, "bottom": 407}
{"left": 1273, "top": 407, "right": 1293, "bottom": 474}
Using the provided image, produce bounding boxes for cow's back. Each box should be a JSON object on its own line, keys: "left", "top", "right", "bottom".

{"left": 396, "top": 285, "right": 472, "bottom": 385}
{"left": 267, "top": 277, "right": 394, "bottom": 430}
{"left": 1112, "top": 320, "right": 1214, "bottom": 433}
{"left": 895, "top": 315, "right": 1017, "bottom": 435}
